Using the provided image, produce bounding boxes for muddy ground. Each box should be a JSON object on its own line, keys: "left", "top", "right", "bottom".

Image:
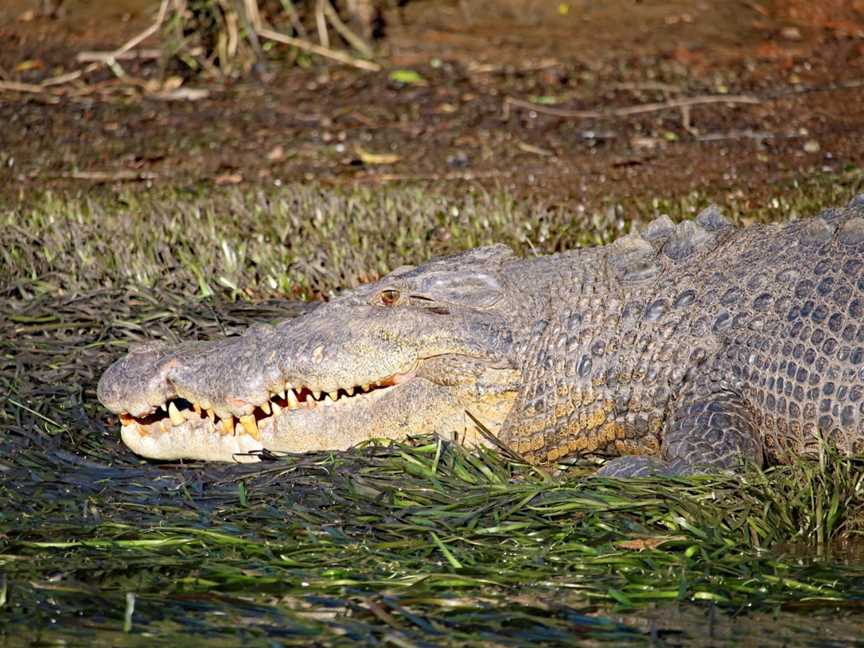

{"left": 1, "top": 0, "right": 863, "bottom": 207}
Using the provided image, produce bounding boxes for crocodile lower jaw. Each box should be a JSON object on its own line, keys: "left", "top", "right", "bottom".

{"left": 118, "top": 380, "right": 403, "bottom": 462}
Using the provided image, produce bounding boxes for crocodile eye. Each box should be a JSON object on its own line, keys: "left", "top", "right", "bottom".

{"left": 379, "top": 289, "right": 400, "bottom": 306}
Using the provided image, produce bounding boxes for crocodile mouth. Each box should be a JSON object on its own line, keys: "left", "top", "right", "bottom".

{"left": 117, "top": 370, "right": 417, "bottom": 444}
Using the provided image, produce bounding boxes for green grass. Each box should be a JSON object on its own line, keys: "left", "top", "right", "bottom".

{"left": 3, "top": 439, "right": 864, "bottom": 644}
{"left": 3, "top": 168, "right": 861, "bottom": 300}
{"left": 2, "top": 176, "right": 864, "bottom": 645}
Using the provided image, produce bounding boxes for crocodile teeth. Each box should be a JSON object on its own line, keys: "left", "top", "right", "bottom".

{"left": 193, "top": 403, "right": 202, "bottom": 415}
{"left": 222, "top": 415, "right": 235, "bottom": 436}
{"left": 239, "top": 414, "right": 261, "bottom": 440}
{"left": 328, "top": 390, "right": 339, "bottom": 401}
{"left": 361, "top": 383, "right": 370, "bottom": 392}
{"left": 272, "top": 402, "right": 282, "bottom": 416}
{"left": 168, "top": 402, "right": 184, "bottom": 426}
{"left": 312, "top": 390, "right": 322, "bottom": 400}
{"left": 286, "top": 390, "right": 300, "bottom": 410}
{"left": 260, "top": 401, "right": 271, "bottom": 415}
{"left": 345, "top": 386, "right": 355, "bottom": 396}
{"left": 324, "top": 394, "right": 335, "bottom": 405}
{"left": 160, "top": 419, "right": 170, "bottom": 433}
{"left": 278, "top": 388, "right": 286, "bottom": 400}
{"left": 159, "top": 403, "right": 167, "bottom": 413}
{"left": 206, "top": 408, "right": 216, "bottom": 422}
{"left": 120, "top": 413, "right": 134, "bottom": 425}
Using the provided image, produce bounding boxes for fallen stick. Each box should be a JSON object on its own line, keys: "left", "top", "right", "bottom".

{"left": 359, "top": 169, "right": 512, "bottom": 182}
{"left": 315, "top": 0, "right": 330, "bottom": 49}
{"left": 8, "top": 0, "right": 383, "bottom": 103}
{"left": 0, "top": 81, "right": 52, "bottom": 94}
{"left": 40, "top": 70, "right": 83, "bottom": 87}
{"left": 76, "top": 49, "right": 162, "bottom": 63}
{"left": 321, "top": 0, "right": 373, "bottom": 58}
{"left": 147, "top": 88, "right": 210, "bottom": 101}
{"left": 504, "top": 94, "right": 761, "bottom": 119}
{"left": 81, "top": 0, "right": 170, "bottom": 73}
{"left": 65, "top": 171, "right": 159, "bottom": 182}
{"left": 241, "top": 0, "right": 378, "bottom": 71}
{"left": 256, "top": 27, "right": 380, "bottom": 71}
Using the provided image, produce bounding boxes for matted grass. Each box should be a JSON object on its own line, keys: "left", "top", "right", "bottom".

{"left": 2, "top": 179, "right": 864, "bottom": 645}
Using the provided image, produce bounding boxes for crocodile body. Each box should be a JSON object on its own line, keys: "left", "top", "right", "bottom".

{"left": 98, "top": 197, "right": 864, "bottom": 475}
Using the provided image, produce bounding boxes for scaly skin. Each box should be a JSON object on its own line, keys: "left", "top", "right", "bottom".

{"left": 98, "top": 197, "right": 864, "bottom": 475}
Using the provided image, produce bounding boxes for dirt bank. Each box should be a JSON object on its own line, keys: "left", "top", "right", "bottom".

{"left": 1, "top": 0, "right": 863, "bottom": 206}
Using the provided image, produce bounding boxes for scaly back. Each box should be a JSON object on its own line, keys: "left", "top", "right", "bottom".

{"left": 502, "top": 197, "right": 864, "bottom": 464}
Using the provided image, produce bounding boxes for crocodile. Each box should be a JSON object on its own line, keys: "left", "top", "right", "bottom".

{"left": 97, "top": 196, "right": 864, "bottom": 476}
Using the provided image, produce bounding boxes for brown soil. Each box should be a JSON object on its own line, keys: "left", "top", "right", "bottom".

{"left": 2, "top": 0, "right": 864, "bottom": 206}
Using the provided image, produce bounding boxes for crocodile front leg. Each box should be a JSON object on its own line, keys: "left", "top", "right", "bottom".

{"left": 598, "top": 389, "right": 764, "bottom": 477}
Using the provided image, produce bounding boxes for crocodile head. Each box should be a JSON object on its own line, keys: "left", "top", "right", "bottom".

{"left": 97, "top": 246, "right": 525, "bottom": 462}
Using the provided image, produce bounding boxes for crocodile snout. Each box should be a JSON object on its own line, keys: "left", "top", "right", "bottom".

{"left": 97, "top": 342, "right": 186, "bottom": 417}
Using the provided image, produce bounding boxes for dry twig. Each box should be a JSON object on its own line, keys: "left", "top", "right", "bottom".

{"left": 76, "top": 49, "right": 162, "bottom": 63}
{"left": 241, "top": 0, "right": 378, "bottom": 71}
{"left": 41, "top": 70, "right": 84, "bottom": 86}
{"left": 3, "top": 0, "right": 380, "bottom": 102}
{"left": 278, "top": 0, "right": 307, "bottom": 37}
{"left": 503, "top": 94, "right": 761, "bottom": 120}
{"left": 321, "top": 0, "right": 373, "bottom": 58}
{"left": 64, "top": 171, "right": 159, "bottom": 182}
{"left": 80, "top": 0, "right": 170, "bottom": 78}
{"left": 316, "top": 0, "right": 330, "bottom": 49}
{"left": 359, "top": 170, "right": 512, "bottom": 183}
{"left": 256, "top": 27, "right": 380, "bottom": 71}
{"left": 0, "top": 81, "right": 54, "bottom": 94}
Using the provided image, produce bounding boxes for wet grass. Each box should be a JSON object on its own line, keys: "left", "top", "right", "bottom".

{"left": 2, "top": 177, "right": 864, "bottom": 645}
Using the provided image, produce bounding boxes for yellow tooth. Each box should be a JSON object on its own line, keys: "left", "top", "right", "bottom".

{"left": 168, "top": 402, "right": 184, "bottom": 426}
{"left": 324, "top": 394, "right": 335, "bottom": 405}
{"left": 260, "top": 401, "right": 271, "bottom": 415}
{"left": 239, "top": 414, "right": 261, "bottom": 440}
{"left": 362, "top": 383, "right": 371, "bottom": 392}
{"left": 222, "top": 416, "right": 235, "bottom": 436}
{"left": 120, "top": 413, "right": 134, "bottom": 425}
{"left": 272, "top": 402, "right": 282, "bottom": 416}
{"left": 278, "top": 388, "right": 286, "bottom": 400}
{"left": 159, "top": 403, "right": 167, "bottom": 413}
{"left": 328, "top": 390, "right": 339, "bottom": 401}
{"left": 193, "top": 403, "right": 201, "bottom": 415}
{"left": 286, "top": 390, "right": 300, "bottom": 409}
{"left": 206, "top": 408, "right": 216, "bottom": 422}
{"left": 345, "top": 386, "right": 355, "bottom": 396}
{"left": 312, "top": 390, "right": 322, "bottom": 400}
